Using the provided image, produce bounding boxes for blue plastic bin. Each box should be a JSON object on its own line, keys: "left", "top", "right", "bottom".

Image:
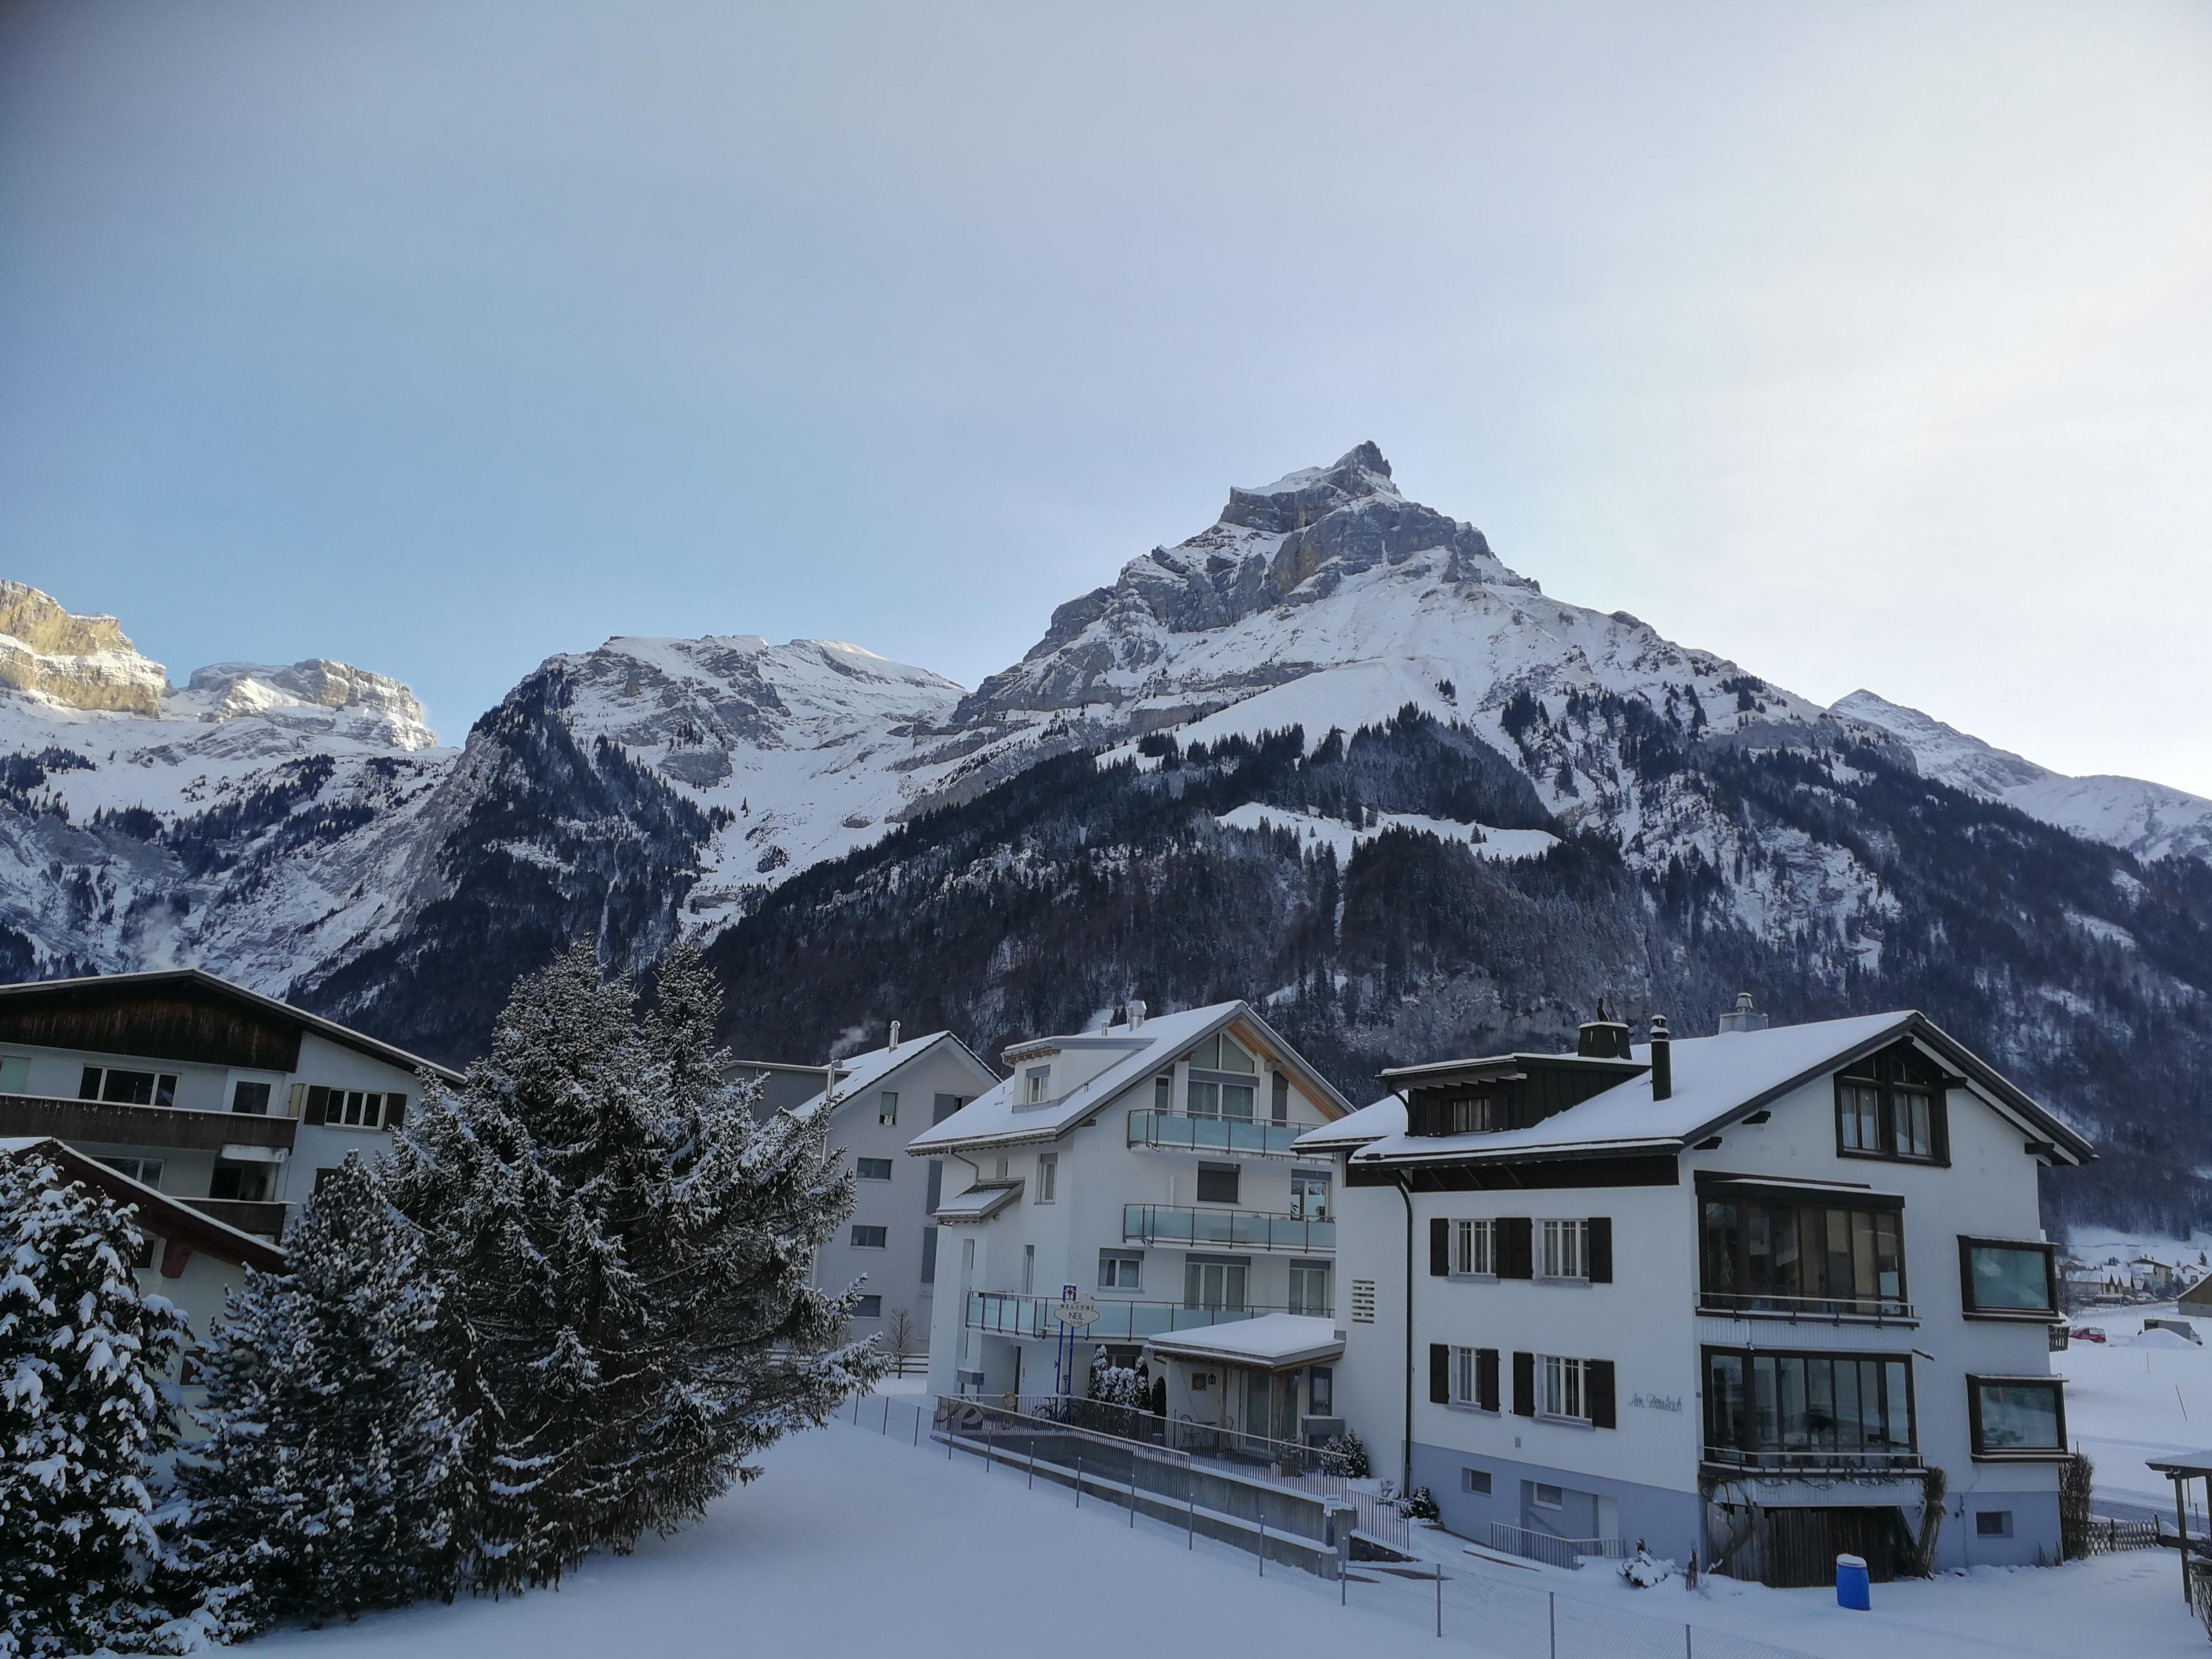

{"left": 1835, "top": 1553, "right": 1870, "bottom": 1611}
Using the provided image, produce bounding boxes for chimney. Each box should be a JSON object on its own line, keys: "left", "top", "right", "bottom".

{"left": 1128, "top": 1000, "right": 1147, "bottom": 1031}
{"left": 1575, "top": 1000, "right": 1632, "bottom": 1061}
{"left": 888, "top": 1020, "right": 901, "bottom": 1052}
{"left": 1649, "top": 1015, "right": 1672, "bottom": 1101}
{"left": 1718, "top": 991, "right": 1768, "bottom": 1035}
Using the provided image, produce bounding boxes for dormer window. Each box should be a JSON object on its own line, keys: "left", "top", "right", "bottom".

{"left": 1835, "top": 1047, "right": 1948, "bottom": 1165}
{"left": 1414, "top": 1090, "right": 1505, "bottom": 1136}
{"left": 1024, "top": 1066, "right": 1050, "bottom": 1104}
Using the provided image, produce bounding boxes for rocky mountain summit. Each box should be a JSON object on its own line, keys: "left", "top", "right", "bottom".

{"left": 4, "top": 449, "right": 2209, "bottom": 1224}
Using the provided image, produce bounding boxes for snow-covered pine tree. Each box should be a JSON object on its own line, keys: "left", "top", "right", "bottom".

{"left": 0, "top": 1150, "right": 188, "bottom": 1658}
{"left": 386, "top": 938, "right": 884, "bottom": 1593}
{"left": 177, "top": 1153, "right": 465, "bottom": 1633}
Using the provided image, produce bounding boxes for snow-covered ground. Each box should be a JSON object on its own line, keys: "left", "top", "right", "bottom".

{"left": 1212, "top": 801, "right": 1560, "bottom": 864}
{"left": 2057, "top": 1299, "right": 2212, "bottom": 1522}
{"left": 239, "top": 1404, "right": 2211, "bottom": 1659}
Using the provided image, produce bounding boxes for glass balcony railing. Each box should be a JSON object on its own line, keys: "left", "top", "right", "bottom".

{"left": 1125, "top": 1109, "right": 1314, "bottom": 1160}
{"left": 964, "top": 1292, "right": 1321, "bottom": 1341}
{"left": 1123, "top": 1203, "right": 1334, "bottom": 1254}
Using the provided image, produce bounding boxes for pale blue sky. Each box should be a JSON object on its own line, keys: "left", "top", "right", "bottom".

{"left": 3, "top": 3, "right": 2209, "bottom": 792}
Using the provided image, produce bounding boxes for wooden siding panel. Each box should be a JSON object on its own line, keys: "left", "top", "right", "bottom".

{"left": 0, "top": 982, "right": 301, "bottom": 1070}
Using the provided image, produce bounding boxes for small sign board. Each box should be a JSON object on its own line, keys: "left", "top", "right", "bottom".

{"left": 1054, "top": 1296, "right": 1100, "bottom": 1328}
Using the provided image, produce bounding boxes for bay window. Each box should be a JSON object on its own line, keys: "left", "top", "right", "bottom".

{"left": 1703, "top": 1346, "right": 1917, "bottom": 1469}
{"left": 1959, "top": 1237, "right": 2058, "bottom": 1320}
{"left": 1700, "top": 1185, "right": 1907, "bottom": 1318}
{"left": 1967, "top": 1377, "right": 2067, "bottom": 1458}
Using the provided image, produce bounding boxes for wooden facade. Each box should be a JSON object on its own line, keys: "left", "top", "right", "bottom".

{"left": 0, "top": 977, "right": 303, "bottom": 1070}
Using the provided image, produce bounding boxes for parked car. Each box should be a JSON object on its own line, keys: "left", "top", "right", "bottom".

{"left": 2070, "top": 1326, "right": 2108, "bottom": 1343}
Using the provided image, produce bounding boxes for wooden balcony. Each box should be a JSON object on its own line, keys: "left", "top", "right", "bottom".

{"left": 0, "top": 1092, "right": 297, "bottom": 1154}
{"left": 183, "top": 1198, "right": 291, "bottom": 1238}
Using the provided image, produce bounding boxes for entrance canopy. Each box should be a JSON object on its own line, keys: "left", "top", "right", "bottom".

{"left": 1143, "top": 1313, "right": 1343, "bottom": 1373}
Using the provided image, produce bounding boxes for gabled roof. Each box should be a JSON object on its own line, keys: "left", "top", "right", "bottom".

{"left": 905, "top": 1001, "right": 1355, "bottom": 1156}
{"left": 0, "top": 968, "right": 462, "bottom": 1085}
{"left": 781, "top": 1030, "right": 998, "bottom": 1122}
{"left": 0, "top": 1136, "right": 288, "bottom": 1272}
{"left": 1352, "top": 1010, "right": 2095, "bottom": 1169}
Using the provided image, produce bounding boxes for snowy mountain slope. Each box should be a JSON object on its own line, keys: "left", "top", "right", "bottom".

{"left": 1832, "top": 688, "right": 2212, "bottom": 866}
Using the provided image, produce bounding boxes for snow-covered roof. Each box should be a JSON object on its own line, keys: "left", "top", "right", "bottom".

{"left": 1293, "top": 1094, "right": 1405, "bottom": 1152}
{"left": 904, "top": 1001, "right": 1354, "bottom": 1157}
{"left": 782, "top": 1030, "right": 996, "bottom": 1123}
{"left": 1143, "top": 1313, "right": 1344, "bottom": 1370}
{"left": 932, "top": 1180, "right": 1023, "bottom": 1223}
{"left": 0, "top": 1136, "right": 288, "bottom": 1270}
{"left": 1353, "top": 1010, "right": 2094, "bottom": 1168}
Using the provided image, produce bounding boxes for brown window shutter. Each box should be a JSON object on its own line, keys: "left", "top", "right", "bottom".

{"left": 1588, "top": 1358, "right": 1617, "bottom": 1429}
{"left": 1477, "top": 1347, "right": 1500, "bottom": 1413}
{"left": 1500, "top": 1217, "right": 1533, "bottom": 1279}
{"left": 1429, "top": 1343, "right": 1450, "bottom": 1404}
{"left": 303, "top": 1085, "right": 328, "bottom": 1127}
{"left": 1511, "top": 1350, "right": 1535, "bottom": 1417}
{"left": 1587, "top": 1217, "right": 1613, "bottom": 1283}
{"left": 382, "top": 1092, "right": 407, "bottom": 1129}
{"left": 1429, "top": 1217, "right": 1450, "bottom": 1276}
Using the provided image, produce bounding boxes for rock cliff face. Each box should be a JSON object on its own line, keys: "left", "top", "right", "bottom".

{"left": 0, "top": 580, "right": 168, "bottom": 715}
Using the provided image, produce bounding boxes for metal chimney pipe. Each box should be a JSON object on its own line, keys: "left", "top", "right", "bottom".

{"left": 889, "top": 1020, "right": 901, "bottom": 1052}
{"left": 1650, "top": 1015, "right": 1672, "bottom": 1102}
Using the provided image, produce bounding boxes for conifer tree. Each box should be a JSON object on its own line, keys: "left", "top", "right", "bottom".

{"left": 0, "top": 1151, "right": 187, "bottom": 1657}
{"left": 177, "top": 1153, "right": 465, "bottom": 1633}
{"left": 387, "top": 937, "right": 882, "bottom": 1593}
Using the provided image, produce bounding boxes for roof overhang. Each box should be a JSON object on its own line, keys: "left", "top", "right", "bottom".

{"left": 931, "top": 1179, "right": 1023, "bottom": 1223}
{"left": 1142, "top": 1320, "right": 1345, "bottom": 1372}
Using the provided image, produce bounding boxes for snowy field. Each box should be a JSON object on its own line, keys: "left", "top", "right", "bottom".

{"left": 2057, "top": 1300, "right": 2212, "bottom": 1521}
{"left": 237, "top": 1398, "right": 2211, "bottom": 1659}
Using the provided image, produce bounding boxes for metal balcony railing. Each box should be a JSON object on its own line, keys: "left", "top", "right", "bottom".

{"left": 1701, "top": 1444, "right": 1923, "bottom": 1475}
{"left": 1698, "top": 1288, "right": 1915, "bottom": 1323}
{"left": 964, "top": 1292, "right": 1323, "bottom": 1341}
{"left": 1123, "top": 1203, "right": 1333, "bottom": 1253}
{"left": 1125, "top": 1109, "right": 1314, "bottom": 1160}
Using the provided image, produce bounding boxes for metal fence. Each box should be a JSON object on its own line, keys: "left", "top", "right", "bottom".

{"left": 1489, "top": 1523, "right": 1631, "bottom": 1570}
{"left": 836, "top": 1392, "right": 1823, "bottom": 1659}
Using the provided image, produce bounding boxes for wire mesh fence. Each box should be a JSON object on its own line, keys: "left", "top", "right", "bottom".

{"left": 837, "top": 1392, "right": 1823, "bottom": 1659}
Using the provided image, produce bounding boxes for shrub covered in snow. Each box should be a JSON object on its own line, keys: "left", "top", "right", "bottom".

{"left": 1318, "top": 1429, "right": 1370, "bottom": 1478}
{"left": 0, "top": 1149, "right": 188, "bottom": 1657}
{"left": 1399, "top": 1486, "right": 1438, "bottom": 1521}
{"left": 1086, "top": 1353, "right": 1145, "bottom": 1410}
{"left": 1619, "top": 1546, "right": 1673, "bottom": 1588}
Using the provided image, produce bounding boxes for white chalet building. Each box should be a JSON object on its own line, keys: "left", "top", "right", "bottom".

{"left": 1300, "top": 1000, "right": 2093, "bottom": 1587}
{"left": 732, "top": 1029, "right": 999, "bottom": 1354}
{"left": 909, "top": 1001, "right": 1355, "bottom": 1442}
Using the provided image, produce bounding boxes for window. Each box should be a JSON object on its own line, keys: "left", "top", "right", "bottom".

{"left": 921, "top": 1228, "right": 939, "bottom": 1284}
{"left": 313, "top": 1166, "right": 342, "bottom": 1193}
{"left": 1195, "top": 1162, "right": 1239, "bottom": 1205}
{"left": 1432, "top": 1091, "right": 1507, "bottom": 1135}
{"left": 851, "top": 1225, "right": 888, "bottom": 1249}
{"left": 1190, "top": 1033, "right": 1257, "bottom": 1074}
{"left": 96, "top": 1156, "right": 163, "bottom": 1190}
{"left": 305, "top": 1086, "right": 401, "bottom": 1129}
{"left": 853, "top": 1294, "right": 882, "bottom": 1318}
{"left": 856, "top": 1157, "right": 894, "bottom": 1181}
{"left": 1968, "top": 1377, "right": 2066, "bottom": 1458}
{"left": 1288, "top": 1260, "right": 1330, "bottom": 1316}
{"left": 1153, "top": 1075, "right": 1172, "bottom": 1112}
{"left": 1453, "top": 1219, "right": 1497, "bottom": 1276}
{"left": 0, "top": 1055, "right": 27, "bottom": 1093}
{"left": 1184, "top": 1256, "right": 1248, "bottom": 1311}
{"left": 1704, "top": 1347, "right": 1917, "bottom": 1468}
{"left": 1291, "top": 1168, "right": 1330, "bottom": 1220}
{"left": 1532, "top": 1483, "right": 1565, "bottom": 1510}
{"left": 230, "top": 1080, "right": 271, "bottom": 1115}
{"left": 932, "top": 1093, "right": 967, "bottom": 1124}
{"left": 1099, "top": 1249, "right": 1143, "bottom": 1290}
{"left": 128, "top": 1226, "right": 158, "bottom": 1270}
{"left": 1309, "top": 1366, "right": 1333, "bottom": 1415}
{"left": 1271, "top": 1073, "right": 1290, "bottom": 1124}
{"left": 79, "top": 1066, "right": 178, "bottom": 1108}
{"left": 208, "top": 1162, "right": 270, "bottom": 1202}
{"left": 1540, "top": 1219, "right": 1588, "bottom": 1281}
{"left": 1036, "top": 1153, "right": 1057, "bottom": 1202}
{"left": 879, "top": 1090, "right": 899, "bottom": 1125}
{"left": 1023, "top": 1068, "right": 1049, "bottom": 1104}
{"left": 1700, "top": 1190, "right": 1907, "bottom": 1317}
{"left": 1834, "top": 1047, "right": 1948, "bottom": 1163}
{"left": 1541, "top": 1355, "right": 1588, "bottom": 1421}
{"left": 1186, "top": 1077, "right": 1255, "bottom": 1119}
{"left": 1451, "top": 1346, "right": 1478, "bottom": 1405}
{"left": 1959, "top": 1238, "right": 2058, "bottom": 1318}
{"left": 1976, "top": 1511, "right": 2014, "bottom": 1538}
{"left": 1462, "top": 1467, "right": 1492, "bottom": 1495}
{"left": 993, "top": 1156, "right": 1009, "bottom": 1181}
{"left": 1022, "top": 1244, "right": 1035, "bottom": 1294}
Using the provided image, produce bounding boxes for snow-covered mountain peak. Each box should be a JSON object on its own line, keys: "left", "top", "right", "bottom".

{"left": 1833, "top": 688, "right": 2212, "bottom": 866}
{"left": 1223, "top": 440, "right": 1402, "bottom": 531}
{"left": 177, "top": 659, "right": 439, "bottom": 751}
